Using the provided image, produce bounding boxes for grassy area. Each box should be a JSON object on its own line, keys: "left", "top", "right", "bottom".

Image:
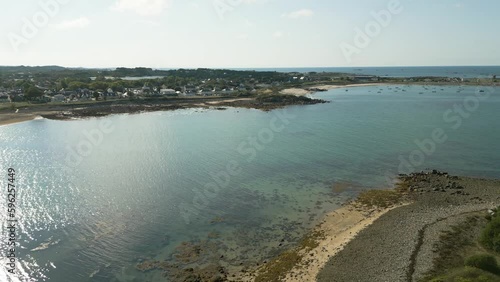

{"left": 481, "top": 207, "right": 500, "bottom": 253}
{"left": 0, "top": 102, "right": 32, "bottom": 111}
{"left": 430, "top": 267, "right": 500, "bottom": 282}
{"left": 423, "top": 210, "right": 500, "bottom": 282}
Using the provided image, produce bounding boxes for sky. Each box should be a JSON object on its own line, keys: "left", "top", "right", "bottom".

{"left": 0, "top": 0, "right": 499, "bottom": 68}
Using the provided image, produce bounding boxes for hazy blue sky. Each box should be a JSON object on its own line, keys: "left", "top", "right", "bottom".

{"left": 0, "top": 0, "right": 499, "bottom": 68}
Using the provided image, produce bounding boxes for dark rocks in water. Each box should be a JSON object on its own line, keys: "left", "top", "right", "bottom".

{"left": 210, "top": 216, "right": 225, "bottom": 224}
{"left": 305, "top": 87, "right": 328, "bottom": 92}
{"left": 167, "top": 264, "right": 229, "bottom": 282}
{"left": 174, "top": 241, "right": 204, "bottom": 264}
{"left": 136, "top": 260, "right": 171, "bottom": 272}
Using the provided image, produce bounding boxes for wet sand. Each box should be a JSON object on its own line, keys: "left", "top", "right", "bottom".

{"left": 282, "top": 203, "right": 406, "bottom": 282}
{"left": 0, "top": 114, "right": 37, "bottom": 126}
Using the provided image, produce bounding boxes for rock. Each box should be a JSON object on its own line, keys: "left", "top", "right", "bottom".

{"left": 210, "top": 275, "right": 225, "bottom": 282}
{"left": 183, "top": 274, "right": 202, "bottom": 282}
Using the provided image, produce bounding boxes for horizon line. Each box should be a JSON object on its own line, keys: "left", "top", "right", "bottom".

{"left": 1, "top": 64, "right": 500, "bottom": 70}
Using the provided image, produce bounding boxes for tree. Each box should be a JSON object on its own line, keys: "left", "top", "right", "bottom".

{"left": 25, "top": 86, "right": 43, "bottom": 101}
{"left": 110, "top": 81, "right": 126, "bottom": 92}
{"left": 89, "top": 81, "right": 109, "bottom": 91}
{"left": 67, "top": 81, "right": 88, "bottom": 90}
{"left": 60, "top": 79, "right": 68, "bottom": 89}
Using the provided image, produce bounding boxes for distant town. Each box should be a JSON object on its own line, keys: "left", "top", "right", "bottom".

{"left": 0, "top": 66, "right": 494, "bottom": 105}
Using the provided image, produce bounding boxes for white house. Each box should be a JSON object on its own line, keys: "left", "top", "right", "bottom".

{"left": 160, "top": 89, "right": 176, "bottom": 95}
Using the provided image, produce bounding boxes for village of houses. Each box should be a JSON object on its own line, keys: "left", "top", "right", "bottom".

{"left": 0, "top": 72, "right": 332, "bottom": 104}
{"left": 0, "top": 70, "right": 470, "bottom": 105}
{"left": 0, "top": 83, "right": 263, "bottom": 104}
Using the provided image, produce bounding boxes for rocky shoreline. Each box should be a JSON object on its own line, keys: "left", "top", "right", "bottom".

{"left": 316, "top": 171, "right": 500, "bottom": 282}
{"left": 130, "top": 171, "right": 499, "bottom": 282}
{"left": 0, "top": 95, "right": 328, "bottom": 125}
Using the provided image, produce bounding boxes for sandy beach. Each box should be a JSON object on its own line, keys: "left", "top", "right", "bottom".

{"left": 279, "top": 83, "right": 388, "bottom": 96}
{"left": 282, "top": 203, "right": 405, "bottom": 282}
{"left": 236, "top": 192, "right": 408, "bottom": 282}
{"left": 0, "top": 113, "right": 38, "bottom": 126}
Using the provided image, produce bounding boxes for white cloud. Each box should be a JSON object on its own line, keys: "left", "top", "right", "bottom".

{"left": 273, "top": 31, "right": 283, "bottom": 38}
{"left": 454, "top": 3, "right": 463, "bottom": 8}
{"left": 52, "top": 17, "right": 90, "bottom": 30}
{"left": 111, "top": 0, "right": 170, "bottom": 16}
{"left": 282, "top": 9, "right": 314, "bottom": 19}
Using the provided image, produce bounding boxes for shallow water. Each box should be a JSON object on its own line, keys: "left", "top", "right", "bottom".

{"left": 0, "top": 85, "right": 499, "bottom": 281}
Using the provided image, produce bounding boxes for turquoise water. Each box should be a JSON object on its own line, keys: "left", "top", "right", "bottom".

{"left": 0, "top": 85, "right": 499, "bottom": 281}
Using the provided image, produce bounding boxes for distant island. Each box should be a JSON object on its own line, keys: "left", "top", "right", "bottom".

{"left": 0, "top": 66, "right": 497, "bottom": 125}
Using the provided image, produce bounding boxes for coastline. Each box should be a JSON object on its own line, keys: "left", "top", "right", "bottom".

{"left": 1, "top": 82, "right": 497, "bottom": 127}
{"left": 280, "top": 83, "right": 390, "bottom": 96}
{"left": 234, "top": 171, "right": 500, "bottom": 282}
{"left": 238, "top": 187, "right": 409, "bottom": 282}
{"left": 0, "top": 95, "right": 327, "bottom": 127}
{"left": 0, "top": 113, "right": 42, "bottom": 127}
{"left": 316, "top": 171, "right": 500, "bottom": 281}
{"left": 0, "top": 83, "right": 381, "bottom": 125}
{"left": 282, "top": 203, "right": 405, "bottom": 282}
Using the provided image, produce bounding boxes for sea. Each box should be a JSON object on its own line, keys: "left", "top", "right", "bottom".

{"left": 235, "top": 66, "right": 500, "bottom": 78}
{"left": 0, "top": 69, "right": 499, "bottom": 281}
